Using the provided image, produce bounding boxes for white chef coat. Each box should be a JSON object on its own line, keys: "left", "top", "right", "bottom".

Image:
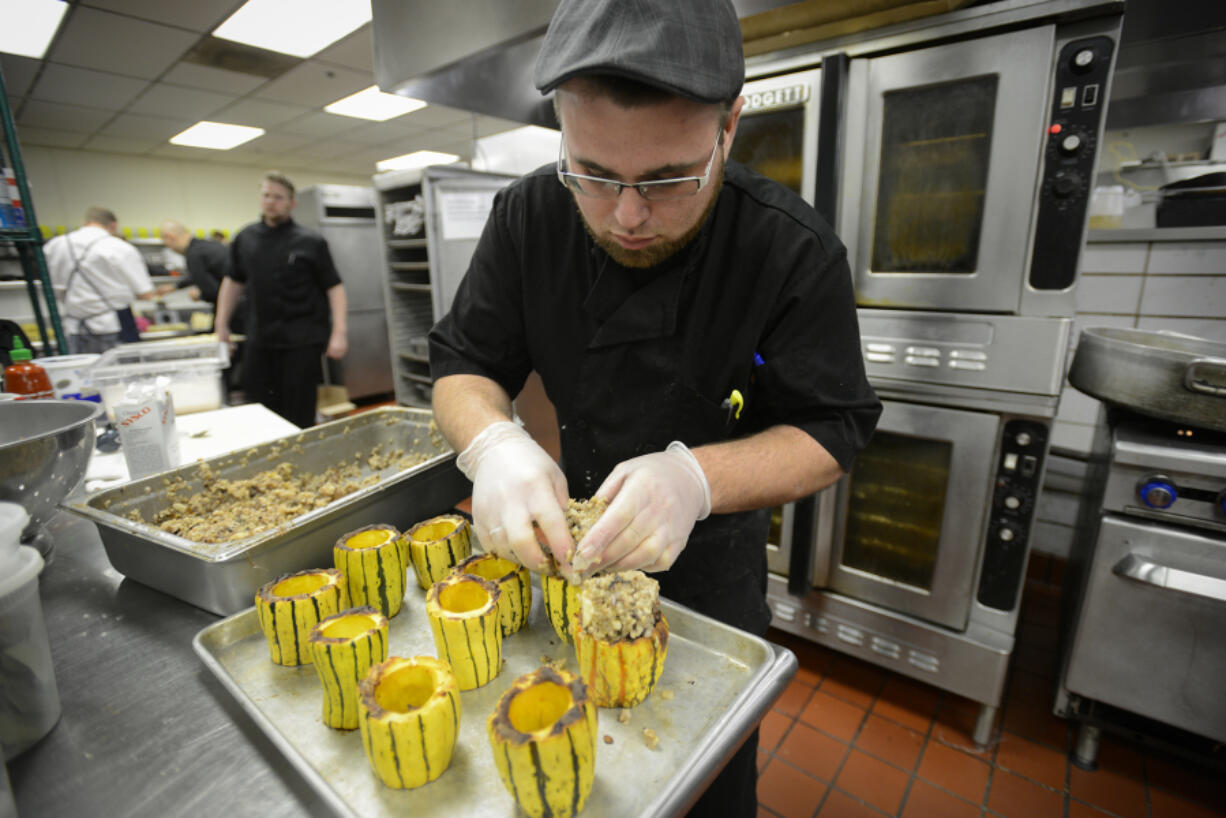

{"left": 45, "top": 225, "right": 153, "bottom": 335}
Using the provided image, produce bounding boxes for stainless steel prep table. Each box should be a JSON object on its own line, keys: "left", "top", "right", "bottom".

{"left": 7, "top": 510, "right": 332, "bottom": 818}
{"left": 8, "top": 510, "right": 797, "bottom": 817}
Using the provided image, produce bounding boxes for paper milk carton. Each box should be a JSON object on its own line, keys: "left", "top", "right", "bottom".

{"left": 114, "top": 378, "right": 180, "bottom": 479}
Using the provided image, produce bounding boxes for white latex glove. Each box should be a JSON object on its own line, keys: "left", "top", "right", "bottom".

{"left": 456, "top": 421, "right": 573, "bottom": 574}
{"left": 574, "top": 441, "right": 711, "bottom": 576}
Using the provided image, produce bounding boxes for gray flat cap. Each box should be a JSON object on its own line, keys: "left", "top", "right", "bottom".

{"left": 534, "top": 0, "right": 745, "bottom": 104}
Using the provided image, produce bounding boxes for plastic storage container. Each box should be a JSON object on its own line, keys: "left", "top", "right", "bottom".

{"left": 90, "top": 336, "right": 229, "bottom": 419}
{"left": 0, "top": 502, "right": 61, "bottom": 760}
{"left": 36, "top": 353, "right": 100, "bottom": 399}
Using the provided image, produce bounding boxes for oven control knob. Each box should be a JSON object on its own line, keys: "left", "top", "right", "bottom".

{"left": 998, "top": 526, "right": 1015, "bottom": 542}
{"left": 1052, "top": 171, "right": 1082, "bottom": 198}
{"left": 1138, "top": 476, "right": 1177, "bottom": 509}
{"left": 1071, "top": 48, "right": 1096, "bottom": 74}
{"left": 1059, "top": 133, "right": 1083, "bottom": 156}
{"left": 1015, "top": 431, "right": 1033, "bottom": 447}
{"left": 1003, "top": 495, "right": 1022, "bottom": 511}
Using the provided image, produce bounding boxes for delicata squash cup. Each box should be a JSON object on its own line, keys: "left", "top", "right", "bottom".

{"left": 307, "top": 606, "right": 389, "bottom": 730}
{"left": 333, "top": 524, "right": 406, "bottom": 618}
{"left": 571, "top": 570, "right": 669, "bottom": 708}
{"left": 405, "top": 514, "right": 472, "bottom": 590}
{"left": 254, "top": 567, "right": 348, "bottom": 666}
{"left": 453, "top": 552, "right": 532, "bottom": 637}
{"left": 358, "top": 655, "right": 461, "bottom": 789}
{"left": 488, "top": 666, "right": 597, "bottom": 818}
{"left": 426, "top": 573, "right": 502, "bottom": 690}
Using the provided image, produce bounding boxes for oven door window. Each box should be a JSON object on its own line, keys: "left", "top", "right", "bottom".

{"left": 872, "top": 75, "right": 997, "bottom": 274}
{"left": 842, "top": 431, "right": 951, "bottom": 589}
{"left": 731, "top": 107, "right": 805, "bottom": 197}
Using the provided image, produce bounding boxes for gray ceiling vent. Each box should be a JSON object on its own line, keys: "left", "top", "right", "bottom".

{"left": 180, "top": 36, "right": 302, "bottom": 80}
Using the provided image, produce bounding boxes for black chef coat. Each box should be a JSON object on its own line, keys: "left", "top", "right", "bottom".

{"left": 226, "top": 218, "right": 341, "bottom": 348}
{"left": 175, "top": 237, "right": 229, "bottom": 304}
{"left": 430, "top": 160, "right": 881, "bottom": 634}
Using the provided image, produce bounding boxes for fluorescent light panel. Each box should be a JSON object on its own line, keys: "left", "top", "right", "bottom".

{"left": 213, "top": 0, "right": 371, "bottom": 58}
{"left": 170, "top": 122, "right": 265, "bottom": 150}
{"left": 0, "top": 0, "right": 67, "bottom": 59}
{"left": 325, "top": 86, "right": 427, "bottom": 121}
{"left": 377, "top": 151, "right": 460, "bottom": 172}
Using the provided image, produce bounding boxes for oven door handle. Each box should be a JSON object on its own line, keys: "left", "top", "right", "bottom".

{"left": 1113, "top": 553, "right": 1226, "bottom": 603}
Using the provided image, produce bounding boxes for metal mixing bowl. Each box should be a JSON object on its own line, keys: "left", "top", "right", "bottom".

{"left": 0, "top": 400, "right": 101, "bottom": 542}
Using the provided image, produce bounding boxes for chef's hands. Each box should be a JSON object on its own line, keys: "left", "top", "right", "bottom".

{"left": 574, "top": 442, "right": 711, "bottom": 576}
{"left": 456, "top": 421, "right": 573, "bottom": 575}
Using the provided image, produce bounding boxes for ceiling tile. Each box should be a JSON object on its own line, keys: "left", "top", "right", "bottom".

{"left": 100, "top": 112, "right": 194, "bottom": 141}
{"left": 470, "top": 115, "right": 525, "bottom": 139}
{"left": 48, "top": 6, "right": 200, "bottom": 80}
{"left": 314, "top": 25, "right": 374, "bottom": 73}
{"left": 396, "top": 103, "right": 474, "bottom": 130}
{"left": 290, "top": 139, "right": 369, "bottom": 160}
{"left": 148, "top": 143, "right": 230, "bottom": 161}
{"left": 339, "top": 120, "right": 436, "bottom": 145}
{"left": 83, "top": 135, "right": 162, "bottom": 155}
{"left": 81, "top": 0, "right": 237, "bottom": 33}
{"left": 0, "top": 54, "right": 42, "bottom": 98}
{"left": 126, "top": 83, "right": 236, "bottom": 120}
{"left": 14, "top": 127, "right": 91, "bottom": 149}
{"left": 29, "top": 63, "right": 148, "bottom": 110}
{"left": 254, "top": 61, "right": 371, "bottom": 108}
{"left": 17, "top": 100, "right": 116, "bottom": 134}
{"left": 161, "top": 62, "right": 268, "bottom": 96}
{"left": 213, "top": 98, "right": 312, "bottom": 128}
{"left": 279, "top": 111, "right": 362, "bottom": 138}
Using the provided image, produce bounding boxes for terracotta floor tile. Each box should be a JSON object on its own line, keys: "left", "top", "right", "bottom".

{"left": 769, "top": 628, "right": 836, "bottom": 687}
{"left": 1150, "top": 787, "right": 1226, "bottom": 818}
{"left": 761, "top": 709, "right": 794, "bottom": 753}
{"left": 778, "top": 721, "right": 850, "bottom": 783}
{"left": 854, "top": 713, "right": 925, "bottom": 772}
{"left": 834, "top": 749, "right": 909, "bottom": 815}
{"left": 995, "top": 731, "right": 1068, "bottom": 791}
{"left": 819, "top": 657, "right": 886, "bottom": 709}
{"left": 800, "top": 690, "right": 868, "bottom": 743}
{"left": 1146, "top": 752, "right": 1226, "bottom": 812}
{"left": 759, "top": 806, "right": 781, "bottom": 818}
{"left": 871, "top": 675, "right": 941, "bottom": 733}
{"left": 776, "top": 676, "right": 817, "bottom": 717}
{"left": 901, "top": 779, "right": 981, "bottom": 818}
{"left": 917, "top": 739, "right": 991, "bottom": 804}
{"left": 986, "top": 769, "right": 1064, "bottom": 818}
{"left": 1069, "top": 764, "right": 1147, "bottom": 818}
{"left": 758, "top": 757, "right": 828, "bottom": 818}
{"left": 819, "top": 789, "right": 888, "bottom": 818}
{"left": 759, "top": 747, "right": 772, "bottom": 772}
{"left": 1068, "top": 798, "right": 1115, "bottom": 817}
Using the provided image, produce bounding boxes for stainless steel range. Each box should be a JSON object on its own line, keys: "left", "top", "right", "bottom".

{"left": 1054, "top": 405, "right": 1226, "bottom": 768}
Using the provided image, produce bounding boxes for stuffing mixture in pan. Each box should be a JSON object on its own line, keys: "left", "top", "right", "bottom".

{"left": 578, "top": 570, "right": 660, "bottom": 642}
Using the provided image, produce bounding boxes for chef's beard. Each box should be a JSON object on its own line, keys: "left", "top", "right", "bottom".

{"left": 580, "top": 165, "right": 724, "bottom": 270}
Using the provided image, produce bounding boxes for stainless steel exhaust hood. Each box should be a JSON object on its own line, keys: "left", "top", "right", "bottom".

{"left": 370, "top": 0, "right": 800, "bottom": 129}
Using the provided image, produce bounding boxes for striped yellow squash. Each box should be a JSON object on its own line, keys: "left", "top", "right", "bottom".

{"left": 454, "top": 553, "right": 531, "bottom": 637}
{"left": 404, "top": 514, "right": 472, "bottom": 590}
{"left": 573, "top": 613, "right": 669, "bottom": 708}
{"left": 333, "top": 524, "right": 405, "bottom": 618}
{"left": 541, "top": 573, "right": 579, "bottom": 643}
{"left": 307, "top": 607, "right": 389, "bottom": 730}
{"left": 358, "top": 655, "right": 461, "bottom": 789}
{"left": 426, "top": 573, "right": 502, "bottom": 690}
{"left": 487, "top": 666, "right": 597, "bottom": 818}
{"left": 254, "top": 568, "right": 348, "bottom": 666}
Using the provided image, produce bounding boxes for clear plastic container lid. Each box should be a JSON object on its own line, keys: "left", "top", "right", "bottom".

{"left": 0, "top": 502, "right": 29, "bottom": 564}
{"left": 89, "top": 337, "right": 229, "bottom": 383}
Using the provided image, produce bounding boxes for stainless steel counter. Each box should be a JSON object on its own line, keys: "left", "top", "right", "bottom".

{"left": 7, "top": 511, "right": 332, "bottom": 818}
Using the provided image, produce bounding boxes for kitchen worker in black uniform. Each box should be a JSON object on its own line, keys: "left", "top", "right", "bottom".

{"left": 429, "top": 0, "right": 880, "bottom": 814}
{"left": 215, "top": 171, "right": 348, "bottom": 428}
{"left": 159, "top": 220, "right": 230, "bottom": 305}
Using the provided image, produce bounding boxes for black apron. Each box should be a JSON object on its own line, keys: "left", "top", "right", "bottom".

{"left": 555, "top": 241, "right": 772, "bottom": 637}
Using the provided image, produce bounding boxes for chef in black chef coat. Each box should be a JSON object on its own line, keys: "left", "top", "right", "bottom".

{"left": 215, "top": 171, "right": 348, "bottom": 428}
{"left": 429, "top": 2, "right": 880, "bottom": 813}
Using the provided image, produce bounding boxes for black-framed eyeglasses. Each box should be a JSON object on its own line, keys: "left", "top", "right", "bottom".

{"left": 556, "top": 128, "right": 723, "bottom": 201}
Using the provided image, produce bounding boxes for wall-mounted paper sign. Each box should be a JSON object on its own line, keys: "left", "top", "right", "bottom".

{"left": 439, "top": 190, "right": 497, "bottom": 240}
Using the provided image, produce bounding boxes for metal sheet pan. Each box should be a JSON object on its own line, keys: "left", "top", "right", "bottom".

{"left": 193, "top": 590, "right": 797, "bottom": 818}
{"left": 64, "top": 407, "right": 470, "bottom": 615}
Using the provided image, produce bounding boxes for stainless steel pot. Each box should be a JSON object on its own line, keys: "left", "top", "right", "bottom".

{"left": 1069, "top": 328, "right": 1226, "bottom": 432}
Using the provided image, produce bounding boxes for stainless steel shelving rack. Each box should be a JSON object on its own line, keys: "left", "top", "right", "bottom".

{"left": 0, "top": 66, "right": 66, "bottom": 355}
{"left": 373, "top": 165, "right": 515, "bottom": 407}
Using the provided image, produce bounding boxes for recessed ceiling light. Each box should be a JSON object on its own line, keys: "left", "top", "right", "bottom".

{"left": 376, "top": 150, "right": 461, "bottom": 172}
{"left": 213, "top": 0, "right": 371, "bottom": 59}
{"left": 324, "top": 86, "right": 427, "bottom": 122}
{"left": 0, "top": 0, "right": 68, "bottom": 59}
{"left": 169, "top": 122, "right": 265, "bottom": 150}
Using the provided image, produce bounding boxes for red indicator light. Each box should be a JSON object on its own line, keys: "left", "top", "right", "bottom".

{"left": 1049, "top": 123, "right": 1062, "bottom": 134}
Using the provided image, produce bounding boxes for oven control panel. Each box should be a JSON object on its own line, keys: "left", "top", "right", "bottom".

{"left": 1028, "top": 35, "right": 1115, "bottom": 291}
{"left": 978, "top": 420, "right": 1049, "bottom": 611}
